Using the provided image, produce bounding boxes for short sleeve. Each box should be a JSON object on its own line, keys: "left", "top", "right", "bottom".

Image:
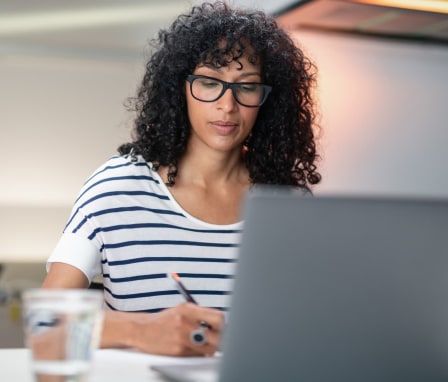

{"left": 46, "top": 233, "right": 102, "bottom": 284}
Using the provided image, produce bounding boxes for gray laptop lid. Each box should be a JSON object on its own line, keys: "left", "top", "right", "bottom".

{"left": 219, "top": 190, "right": 448, "bottom": 382}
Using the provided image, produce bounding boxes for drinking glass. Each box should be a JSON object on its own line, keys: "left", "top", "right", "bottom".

{"left": 22, "top": 289, "right": 104, "bottom": 382}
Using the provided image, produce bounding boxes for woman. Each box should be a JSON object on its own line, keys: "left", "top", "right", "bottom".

{"left": 42, "top": 1, "right": 321, "bottom": 356}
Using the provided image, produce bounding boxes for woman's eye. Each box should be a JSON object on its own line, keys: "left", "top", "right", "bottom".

{"left": 199, "top": 80, "right": 220, "bottom": 88}
{"left": 240, "top": 84, "right": 258, "bottom": 93}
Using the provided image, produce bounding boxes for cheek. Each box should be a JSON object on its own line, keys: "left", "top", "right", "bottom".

{"left": 186, "top": 94, "right": 206, "bottom": 128}
{"left": 244, "top": 109, "right": 260, "bottom": 127}
{"left": 186, "top": 90, "right": 197, "bottom": 117}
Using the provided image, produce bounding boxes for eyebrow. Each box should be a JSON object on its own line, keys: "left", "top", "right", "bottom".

{"left": 197, "top": 66, "right": 262, "bottom": 79}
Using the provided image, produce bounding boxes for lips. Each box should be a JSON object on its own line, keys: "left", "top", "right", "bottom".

{"left": 210, "top": 120, "right": 238, "bottom": 135}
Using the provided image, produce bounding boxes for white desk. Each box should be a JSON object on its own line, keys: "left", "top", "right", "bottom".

{"left": 0, "top": 348, "right": 214, "bottom": 382}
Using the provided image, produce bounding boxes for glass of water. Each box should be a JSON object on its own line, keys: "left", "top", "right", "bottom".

{"left": 22, "top": 289, "right": 104, "bottom": 382}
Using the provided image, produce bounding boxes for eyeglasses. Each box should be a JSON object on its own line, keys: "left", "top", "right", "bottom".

{"left": 186, "top": 74, "right": 272, "bottom": 108}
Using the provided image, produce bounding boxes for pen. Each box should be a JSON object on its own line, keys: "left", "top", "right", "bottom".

{"left": 169, "top": 272, "right": 198, "bottom": 304}
{"left": 168, "top": 272, "right": 212, "bottom": 329}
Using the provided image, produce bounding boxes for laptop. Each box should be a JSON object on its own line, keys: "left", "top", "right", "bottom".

{"left": 152, "top": 189, "right": 448, "bottom": 382}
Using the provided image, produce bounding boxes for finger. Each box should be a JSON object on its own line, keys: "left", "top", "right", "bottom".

{"left": 187, "top": 337, "right": 219, "bottom": 357}
{"left": 201, "top": 328, "right": 221, "bottom": 350}
{"left": 182, "top": 303, "right": 225, "bottom": 331}
{"left": 185, "top": 324, "right": 221, "bottom": 356}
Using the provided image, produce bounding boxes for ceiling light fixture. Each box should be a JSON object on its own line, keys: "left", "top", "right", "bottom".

{"left": 355, "top": 0, "right": 448, "bottom": 14}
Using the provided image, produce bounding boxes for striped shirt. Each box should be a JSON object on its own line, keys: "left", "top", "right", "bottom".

{"left": 48, "top": 155, "right": 242, "bottom": 313}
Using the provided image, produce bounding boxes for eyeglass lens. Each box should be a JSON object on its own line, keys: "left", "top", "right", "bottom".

{"left": 190, "top": 76, "right": 269, "bottom": 107}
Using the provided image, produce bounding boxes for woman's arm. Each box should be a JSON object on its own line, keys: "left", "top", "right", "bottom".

{"left": 42, "top": 262, "right": 224, "bottom": 356}
{"left": 42, "top": 262, "right": 89, "bottom": 289}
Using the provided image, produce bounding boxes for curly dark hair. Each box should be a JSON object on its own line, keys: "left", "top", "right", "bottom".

{"left": 119, "top": 1, "right": 321, "bottom": 191}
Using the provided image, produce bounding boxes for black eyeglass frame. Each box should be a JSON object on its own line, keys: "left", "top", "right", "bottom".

{"left": 186, "top": 74, "right": 272, "bottom": 108}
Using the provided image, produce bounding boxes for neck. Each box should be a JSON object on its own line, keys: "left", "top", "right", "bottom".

{"left": 159, "top": 145, "right": 249, "bottom": 188}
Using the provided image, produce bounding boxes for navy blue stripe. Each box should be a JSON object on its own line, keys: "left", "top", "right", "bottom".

{"left": 65, "top": 190, "right": 170, "bottom": 230}
{"left": 104, "top": 300, "right": 164, "bottom": 313}
{"left": 88, "top": 222, "right": 241, "bottom": 240}
{"left": 103, "top": 286, "right": 231, "bottom": 300}
{"left": 104, "top": 300, "right": 117, "bottom": 310}
{"left": 178, "top": 273, "right": 234, "bottom": 279}
{"left": 211, "top": 307, "right": 229, "bottom": 312}
{"left": 190, "top": 290, "right": 231, "bottom": 296}
{"left": 71, "top": 207, "right": 185, "bottom": 234}
{"left": 101, "top": 240, "right": 239, "bottom": 250}
{"left": 84, "top": 158, "right": 147, "bottom": 184}
{"left": 104, "top": 285, "right": 179, "bottom": 299}
{"left": 135, "top": 307, "right": 166, "bottom": 313}
{"left": 89, "top": 206, "right": 183, "bottom": 218}
{"left": 102, "top": 272, "right": 234, "bottom": 283}
{"left": 103, "top": 273, "right": 166, "bottom": 283}
{"left": 75, "top": 175, "right": 159, "bottom": 204}
{"left": 104, "top": 300, "right": 228, "bottom": 313}
{"left": 103, "top": 256, "right": 236, "bottom": 266}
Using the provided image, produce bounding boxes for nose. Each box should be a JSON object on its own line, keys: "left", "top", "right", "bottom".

{"left": 216, "top": 88, "right": 237, "bottom": 112}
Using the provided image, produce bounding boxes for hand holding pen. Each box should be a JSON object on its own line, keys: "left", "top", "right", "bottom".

{"left": 169, "top": 272, "right": 213, "bottom": 346}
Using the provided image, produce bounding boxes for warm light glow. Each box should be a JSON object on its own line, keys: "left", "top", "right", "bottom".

{"left": 0, "top": 2, "right": 188, "bottom": 36}
{"left": 355, "top": 0, "right": 448, "bottom": 14}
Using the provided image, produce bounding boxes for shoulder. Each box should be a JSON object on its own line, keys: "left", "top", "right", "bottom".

{"left": 85, "top": 155, "right": 155, "bottom": 183}
{"left": 73, "top": 155, "right": 163, "bottom": 208}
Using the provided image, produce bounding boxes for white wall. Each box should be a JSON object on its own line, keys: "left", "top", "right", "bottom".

{"left": 0, "top": 55, "right": 140, "bottom": 206}
{"left": 0, "top": 54, "right": 143, "bottom": 261}
{"left": 1, "top": 30, "right": 447, "bottom": 262}
{"left": 293, "top": 30, "right": 448, "bottom": 198}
